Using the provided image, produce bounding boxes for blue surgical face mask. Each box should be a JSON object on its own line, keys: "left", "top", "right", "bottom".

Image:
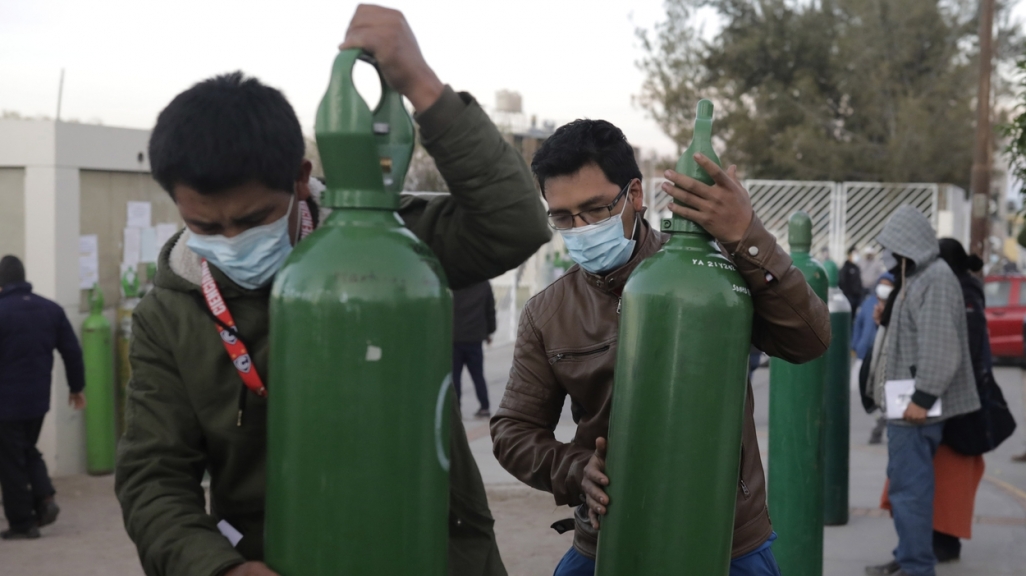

{"left": 559, "top": 209, "right": 637, "bottom": 274}
{"left": 187, "top": 195, "right": 297, "bottom": 289}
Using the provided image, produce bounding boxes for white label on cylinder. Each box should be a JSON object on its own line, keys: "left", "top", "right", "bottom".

{"left": 365, "top": 345, "right": 382, "bottom": 361}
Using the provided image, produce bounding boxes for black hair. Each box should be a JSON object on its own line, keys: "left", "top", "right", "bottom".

{"left": 939, "top": 237, "right": 983, "bottom": 276}
{"left": 149, "top": 72, "right": 305, "bottom": 196}
{"left": 530, "top": 119, "right": 642, "bottom": 196}
{"left": 848, "top": 245, "right": 857, "bottom": 255}
{"left": 0, "top": 255, "right": 25, "bottom": 286}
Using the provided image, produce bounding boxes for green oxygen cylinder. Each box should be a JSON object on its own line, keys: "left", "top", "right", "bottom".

{"left": 823, "top": 261, "right": 852, "bottom": 525}
{"left": 82, "top": 285, "right": 116, "bottom": 475}
{"left": 266, "top": 49, "right": 449, "bottom": 575}
{"left": 596, "top": 99, "right": 753, "bottom": 575}
{"left": 768, "top": 212, "right": 828, "bottom": 576}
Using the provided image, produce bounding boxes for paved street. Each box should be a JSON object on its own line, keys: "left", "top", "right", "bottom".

{"left": 2, "top": 342, "right": 1025, "bottom": 575}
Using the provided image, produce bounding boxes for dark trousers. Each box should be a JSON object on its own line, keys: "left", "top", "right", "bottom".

{"left": 453, "top": 341, "right": 489, "bottom": 411}
{"left": 0, "top": 417, "right": 55, "bottom": 531}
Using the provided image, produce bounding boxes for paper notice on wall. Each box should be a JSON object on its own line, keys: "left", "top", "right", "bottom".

{"left": 139, "top": 227, "right": 159, "bottom": 263}
{"left": 126, "top": 201, "right": 152, "bottom": 228}
{"left": 123, "top": 227, "right": 142, "bottom": 265}
{"left": 78, "top": 234, "right": 99, "bottom": 289}
{"left": 155, "top": 223, "right": 179, "bottom": 249}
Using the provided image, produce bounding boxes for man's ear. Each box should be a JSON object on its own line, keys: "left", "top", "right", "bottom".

{"left": 295, "top": 160, "right": 314, "bottom": 201}
{"left": 628, "top": 178, "right": 644, "bottom": 212}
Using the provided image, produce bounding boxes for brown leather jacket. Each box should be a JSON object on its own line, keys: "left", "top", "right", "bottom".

{"left": 490, "top": 214, "right": 831, "bottom": 559}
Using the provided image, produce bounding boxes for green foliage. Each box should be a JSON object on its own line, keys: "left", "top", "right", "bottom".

{"left": 1000, "top": 60, "right": 1026, "bottom": 197}
{"left": 638, "top": 0, "right": 1024, "bottom": 186}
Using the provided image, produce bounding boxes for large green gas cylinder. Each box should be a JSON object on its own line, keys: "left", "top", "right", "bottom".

{"left": 768, "top": 212, "right": 828, "bottom": 576}
{"left": 823, "top": 263, "right": 852, "bottom": 525}
{"left": 82, "top": 285, "right": 116, "bottom": 475}
{"left": 266, "top": 50, "right": 450, "bottom": 575}
{"left": 596, "top": 99, "right": 753, "bottom": 575}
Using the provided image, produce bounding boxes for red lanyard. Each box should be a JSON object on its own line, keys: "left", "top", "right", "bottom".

{"left": 200, "top": 200, "right": 314, "bottom": 398}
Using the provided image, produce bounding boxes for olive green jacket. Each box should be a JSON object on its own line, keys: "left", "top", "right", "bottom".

{"left": 114, "top": 87, "right": 550, "bottom": 576}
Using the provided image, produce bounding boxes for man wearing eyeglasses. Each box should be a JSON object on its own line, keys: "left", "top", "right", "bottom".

{"left": 489, "top": 119, "right": 829, "bottom": 575}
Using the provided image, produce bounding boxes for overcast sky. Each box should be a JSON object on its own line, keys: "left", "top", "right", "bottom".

{"left": 0, "top": 0, "right": 681, "bottom": 155}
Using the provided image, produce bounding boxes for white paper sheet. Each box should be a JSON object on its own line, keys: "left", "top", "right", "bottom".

{"left": 78, "top": 234, "right": 99, "bottom": 289}
{"left": 126, "top": 201, "right": 152, "bottom": 228}
{"left": 155, "top": 223, "right": 179, "bottom": 249}
{"left": 139, "top": 227, "right": 158, "bottom": 263}
{"left": 122, "top": 227, "right": 142, "bottom": 265}
{"left": 885, "top": 379, "right": 942, "bottom": 419}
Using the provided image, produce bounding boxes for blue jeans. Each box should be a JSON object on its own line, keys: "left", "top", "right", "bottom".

{"left": 887, "top": 422, "right": 944, "bottom": 576}
{"left": 553, "top": 533, "right": 781, "bottom": 576}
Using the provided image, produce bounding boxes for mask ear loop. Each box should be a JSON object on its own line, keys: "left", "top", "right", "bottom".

{"left": 625, "top": 179, "right": 640, "bottom": 242}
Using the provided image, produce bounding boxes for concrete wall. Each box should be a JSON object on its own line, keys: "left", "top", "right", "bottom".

{"left": 0, "top": 168, "right": 25, "bottom": 259}
{"left": 0, "top": 119, "right": 156, "bottom": 476}
{"left": 79, "top": 171, "right": 181, "bottom": 313}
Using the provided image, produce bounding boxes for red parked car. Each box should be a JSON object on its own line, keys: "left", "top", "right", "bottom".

{"left": 984, "top": 274, "right": 1026, "bottom": 360}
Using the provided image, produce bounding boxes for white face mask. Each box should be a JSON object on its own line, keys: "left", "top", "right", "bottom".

{"left": 876, "top": 284, "right": 894, "bottom": 301}
{"left": 186, "top": 195, "right": 296, "bottom": 289}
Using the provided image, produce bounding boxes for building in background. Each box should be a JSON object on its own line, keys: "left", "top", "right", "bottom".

{"left": 0, "top": 119, "right": 181, "bottom": 476}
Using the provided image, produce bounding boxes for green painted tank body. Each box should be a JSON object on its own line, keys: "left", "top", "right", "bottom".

{"left": 82, "top": 286, "right": 116, "bottom": 475}
{"left": 265, "top": 50, "right": 449, "bottom": 575}
{"left": 596, "top": 100, "right": 753, "bottom": 575}
{"left": 768, "top": 212, "right": 828, "bottom": 576}
{"left": 823, "top": 284, "right": 852, "bottom": 526}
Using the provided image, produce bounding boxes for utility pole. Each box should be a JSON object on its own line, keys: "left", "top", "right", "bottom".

{"left": 969, "top": 0, "right": 995, "bottom": 260}
{"left": 56, "top": 68, "right": 65, "bottom": 122}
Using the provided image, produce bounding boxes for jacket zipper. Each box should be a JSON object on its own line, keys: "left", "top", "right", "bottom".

{"left": 740, "top": 478, "right": 750, "bottom": 497}
{"left": 548, "top": 345, "right": 611, "bottom": 365}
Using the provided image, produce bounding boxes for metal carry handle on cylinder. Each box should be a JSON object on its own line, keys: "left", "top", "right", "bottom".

{"left": 315, "top": 49, "right": 415, "bottom": 208}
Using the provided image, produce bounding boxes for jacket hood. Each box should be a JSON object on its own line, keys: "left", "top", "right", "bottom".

{"left": 0, "top": 282, "right": 31, "bottom": 297}
{"left": 876, "top": 205, "right": 939, "bottom": 270}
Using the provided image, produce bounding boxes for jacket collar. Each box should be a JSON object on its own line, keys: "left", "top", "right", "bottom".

{"left": 577, "top": 218, "right": 667, "bottom": 296}
{"left": 0, "top": 282, "right": 32, "bottom": 299}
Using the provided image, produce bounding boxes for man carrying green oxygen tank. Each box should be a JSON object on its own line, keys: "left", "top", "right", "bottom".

{"left": 490, "top": 119, "right": 831, "bottom": 575}
{"left": 114, "top": 5, "right": 550, "bottom": 576}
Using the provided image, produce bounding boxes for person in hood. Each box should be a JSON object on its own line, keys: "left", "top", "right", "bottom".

{"left": 490, "top": 119, "right": 831, "bottom": 576}
{"left": 878, "top": 238, "right": 988, "bottom": 563}
{"left": 0, "top": 255, "right": 86, "bottom": 540}
{"left": 113, "top": 7, "right": 550, "bottom": 576}
{"left": 864, "top": 207, "right": 980, "bottom": 576}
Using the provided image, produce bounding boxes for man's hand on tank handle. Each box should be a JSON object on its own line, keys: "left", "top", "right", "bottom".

{"left": 68, "top": 392, "right": 86, "bottom": 411}
{"left": 661, "top": 155, "right": 754, "bottom": 245}
{"left": 339, "top": 4, "right": 445, "bottom": 113}
{"left": 582, "top": 437, "right": 610, "bottom": 530}
{"left": 222, "top": 562, "right": 279, "bottom": 576}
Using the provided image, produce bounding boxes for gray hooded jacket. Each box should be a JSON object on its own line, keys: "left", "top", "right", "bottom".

{"left": 876, "top": 206, "right": 980, "bottom": 423}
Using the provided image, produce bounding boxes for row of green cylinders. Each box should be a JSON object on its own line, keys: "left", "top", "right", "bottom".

{"left": 767, "top": 213, "right": 852, "bottom": 576}
{"left": 262, "top": 52, "right": 854, "bottom": 573}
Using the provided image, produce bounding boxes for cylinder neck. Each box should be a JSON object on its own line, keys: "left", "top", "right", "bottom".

{"left": 663, "top": 216, "right": 712, "bottom": 236}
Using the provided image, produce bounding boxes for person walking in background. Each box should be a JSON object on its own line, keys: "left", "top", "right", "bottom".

{"left": 0, "top": 255, "right": 86, "bottom": 540}
{"left": 860, "top": 247, "right": 887, "bottom": 292}
{"left": 853, "top": 273, "right": 894, "bottom": 444}
{"left": 453, "top": 281, "right": 496, "bottom": 418}
{"left": 840, "top": 245, "right": 865, "bottom": 313}
{"left": 864, "top": 208, "right": 980, "bottom": 576}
